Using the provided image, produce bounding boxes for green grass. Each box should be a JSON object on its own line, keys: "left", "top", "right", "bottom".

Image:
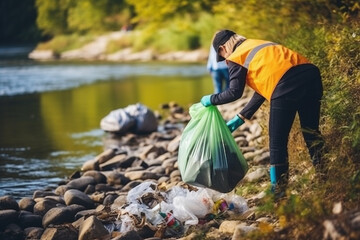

{"left": 105, "top": 34, "right": 134, "bottom": 54}
{"left": 36, "top": 34, "right": 96, "bottom": 54}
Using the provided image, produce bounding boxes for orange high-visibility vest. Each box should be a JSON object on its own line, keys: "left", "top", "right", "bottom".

{"left": 227, "top": 39, "right": 309, "bottom": 101}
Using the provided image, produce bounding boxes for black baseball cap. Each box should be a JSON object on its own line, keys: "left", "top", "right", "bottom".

{"left": 212, "top": 30, "right": 236, "bottom": 62}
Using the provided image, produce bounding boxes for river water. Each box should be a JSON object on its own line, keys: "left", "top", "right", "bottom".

{"left": 0, "top": 59, "right": 212, "bottom": 199}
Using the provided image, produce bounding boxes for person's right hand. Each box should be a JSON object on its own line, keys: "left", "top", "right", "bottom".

{"left": 226, "top": 115, "right": 245, "bottom": 132}
{"left": 200, "top": 95, "right": 212, "bottom": 107}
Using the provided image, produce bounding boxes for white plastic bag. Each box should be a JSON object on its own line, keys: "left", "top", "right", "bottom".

{"left": 163, "top": 186, "right": 190, "bottom": 204}
{"left": 172, "top": 188, "right": 214, "bottom": 225}
{"left": 100, "top": 103, "right": 158, "bottom": 134}
{"left": 120, "top": 214, "right": 134, "bottom": 233}
{"left": 125, "top": 103, "right": 158, "bottom": 133}
{"left": 100, "top": 108, "right": 135, "bottom": 133}
{"left": 126, "top": 181, "right": 157, "bottom": 204}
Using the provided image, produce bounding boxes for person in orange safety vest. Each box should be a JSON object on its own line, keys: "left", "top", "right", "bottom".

{"left": 200, "top": 30, "right": 324, "bottom": 196}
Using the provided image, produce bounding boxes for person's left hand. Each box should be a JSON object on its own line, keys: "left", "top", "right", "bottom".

{"left": 201, "top": 95, "right": 212, "bottom": 107}
{"left": 226, "top": 115, "right": 245, "bottom": 132}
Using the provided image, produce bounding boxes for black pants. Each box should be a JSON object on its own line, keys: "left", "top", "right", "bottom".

{"left": 269, "top": 68, "right": 323, "bottom": 182}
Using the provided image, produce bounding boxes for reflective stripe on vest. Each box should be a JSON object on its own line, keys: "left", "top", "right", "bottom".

{"left": 227, "top": 39, "right": 309, "bottom": 101}
{"left": 244, "top": 42, "right": 277, "bottom": 68}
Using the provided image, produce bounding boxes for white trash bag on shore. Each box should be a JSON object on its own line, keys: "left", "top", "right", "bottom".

{"left": 100, "top": 108, "right": 134, "bottom": 133}
{"left": 100, "top": 103, "right": 158, "bottom": 134}
{"left": 125, "top": 103, "right": 158, "bottom": 133}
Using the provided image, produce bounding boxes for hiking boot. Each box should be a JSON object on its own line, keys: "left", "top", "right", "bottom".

{"left": 270, "top": 164, "right": 289, "bottom": 200}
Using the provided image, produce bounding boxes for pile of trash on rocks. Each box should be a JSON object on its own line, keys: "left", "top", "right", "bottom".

{"left": 110, "top": 181, "right": 249, "bottom": 238}
{"left": 0, "top": 93, "right": 272, "bottom": 240}
{"left": 2, "top": 90, "right": 360, "bottom": 239}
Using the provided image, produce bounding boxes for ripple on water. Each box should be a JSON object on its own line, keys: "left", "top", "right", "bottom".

{"left": 0, "top": 63, "right": 207, "bottom": 96}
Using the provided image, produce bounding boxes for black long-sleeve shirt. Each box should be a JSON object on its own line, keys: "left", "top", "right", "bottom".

{"left": 210, "top": 55, "right": 318, "bottom": 119}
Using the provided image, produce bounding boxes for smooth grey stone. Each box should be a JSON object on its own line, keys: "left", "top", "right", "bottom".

{"left": 84, "top": 185, "right": 95, "bottom": 194}
{"left": 167, "top": 135, "right": 181, "bottom": 152}
{"left": 67, "top": 204, "right": 86, "bottom": 215}
{"left": 106, "top": 171, "right": 130, "bottom": 185}
{"left": 33, "top": 199, "right": 62, "bottom": 216}
{"left": 42, "top": 206, "right": 74, "bottom": 228}
{"left": 1, "top": 223, "right": 23, "bottom": 240}
{"left": 121, "top": 180, "right": 142, "bottom": 192}
{"left": 99, "top": 154, "right": 129, "bottom": 171}
{"left": 64, "top": 189, "right": 94, "bottom": 209}
{"left": 0, "top": 195, "right": 19, "bottom": 211}
{"left": 66, "top": 176, "right": 96, "bottom": 191}
{"left": 81, "top": 158, "right": 100, "bottom": 171}
{"left": 78, "top": 215, "right": 110, "bottom": 240}
{"left": 54, "top": 185, "right": 69, "bottom": 196}
{"left": 131, "top": 158, "right": 149, "bottom": 168}
{"left": 0, "top": 210, "right": 19, "bottom": 226}
{"left": 95, "top": 148, "right": 116, "bottom": 164}
{"left": 111, "top": 194, "right": 127, "bottom": 210}
{"left": 69, "top": 170, "right": 81, "bottom": 180}
{"left": 103, "top": 194, "right": 118, "bottom": 206}
{"left": 33, "top": 190, "right": 56, "bottom": 199}
{"left": 18, "top": 197, "right": 36, "bottom": 212}
{"left": 161, "top": 157, "right": 177, "bottom": 169}
{"left": 82, "top": 170, "right": 107, "bottom": 184}
{"left": 95, "top": 183, "right": 116, "bottom": 192}
{"left": 253, "top": 151, "right": 270, "bottom": 165}
{"left": 40, "top": 226, "right": 78, "bottom": 240}
{"left": 124, "top": 170, "right": 159, "bottom": 181}
{"left": 24, "top": 227, "right": 44, "bottom": 239}
{"left": 74, "top": 209, "right": 96, "bottom": 220}
{"left": 19, "top": 212, "right": 42, "bottom": 228}
{"left": 44, "top": 196, "right": 65, "bottom": 205}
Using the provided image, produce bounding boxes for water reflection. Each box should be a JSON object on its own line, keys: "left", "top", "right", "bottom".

{"left": 39, "top": 75, "right": 210, "bottom": 151}
{"left": 0, "top": 63, "right": 213, "bottom": 198}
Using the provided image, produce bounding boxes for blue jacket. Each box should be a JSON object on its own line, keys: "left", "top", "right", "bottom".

{"left": 207, "top": 46, "right": 228, "bottom": 71}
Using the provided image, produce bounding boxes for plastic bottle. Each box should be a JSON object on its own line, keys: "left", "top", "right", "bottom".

{"left": 159, "top": 212, "right": 182, "bottom": 231}
{"left": 213, "top": 199, "right": 228, "bottom": 212}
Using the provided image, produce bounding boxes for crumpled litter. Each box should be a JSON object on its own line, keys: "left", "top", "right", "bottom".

{"left": 114, "top": 181, "right": 249, "bottom": 238}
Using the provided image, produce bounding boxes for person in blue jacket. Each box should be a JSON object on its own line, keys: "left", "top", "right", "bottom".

{"left": 207, "top": 45, "right": 230, "bottom": 93}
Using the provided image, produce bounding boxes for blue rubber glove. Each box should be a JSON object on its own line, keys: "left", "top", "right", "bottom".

{"left": 226, "top": 115, "right": 245, "bottom": 132}
{"left": 200, "top": 95, "right": 212, "bottom": 107}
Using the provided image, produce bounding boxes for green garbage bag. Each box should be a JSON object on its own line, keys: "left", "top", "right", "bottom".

{"left": 178, "top": 103, "right": 248, "bottom": 193}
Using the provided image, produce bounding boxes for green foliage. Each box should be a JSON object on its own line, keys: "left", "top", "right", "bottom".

{"left": 125, "top": 0, "right": 214, "bottom": 25}
{"left": 36, "top": 34, "right": 96, "bottom": 54}
{"left": 36, "top": 0, "right": 134, "bottom": 35}
{"left": 36, "top": 0, "right": 73, "bottom": 35}
{"left": 106, "top": 34, "right": 134, "bottom": 53}
{"left": 67, "top": 0, "right": 107, "bottom": 32}
{"left": 67, "top": 0, "right": 133, "bottom": 33}
{"left": 152, "top": 17, "right": 201, "bottom": 52}
{"left": 236, "top": 182, "right": 263, "bottom": 196}
{"left": 126, "top": 7, "right": 219, "bottom": 52}
{"left": 321, "top": 20, "right": 360, "bottom": 153}
{"left": 350, "top": 170, "right": 360, "bottom": 199}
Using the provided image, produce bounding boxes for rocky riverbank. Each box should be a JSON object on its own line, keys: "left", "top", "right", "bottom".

{"left": 1, "top": 87, "right": 359, "bottom": 240}
{"left": 28, "top": 31, "right": 208, "bottom": 62}
{"left": 0, "top": 87, "right": 273, "bottom": 240}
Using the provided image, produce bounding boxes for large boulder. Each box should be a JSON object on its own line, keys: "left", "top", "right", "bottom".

{"left": 64, "top": 189, "right": 95, "bottom": 209}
